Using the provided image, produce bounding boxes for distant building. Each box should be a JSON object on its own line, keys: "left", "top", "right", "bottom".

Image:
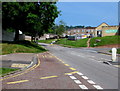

{"left": 95, "top": 22, "right": 109, "bottom": 37}
{"left": 101, "top": 25, "right": 119, "bottom": 37}
{"left": 66, "top": 22, "right": 119, "bottom": 38}
{"left": 66, "top": 27, "right": 96, "bottom": 38}
{"left": 95, "top": 22, "right": 119, "bottom": 37}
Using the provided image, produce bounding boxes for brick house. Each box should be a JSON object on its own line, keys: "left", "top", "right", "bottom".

{"left": 101, "top": 26, "right": 119, "bottom": 37}
{"left": 66, "top": 22, "right": 119, "bottom": 38}
{"left": 66, "top": 27, "right": 96, "bottom": 38}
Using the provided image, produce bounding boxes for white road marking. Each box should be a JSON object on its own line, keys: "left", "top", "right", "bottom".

{"left": 91, "top": 56, "right": 95, "bottom": 57}
{"left": 98, "top": 61, "right": 103, "bottom": 63}
{"left": 108, "top": 60, "right": 112, "bottom": 61}
{"left": 79, "top": 85, "right": 88, "bottom": 89}
{"left": 101, "top": 58, "right": 111, "bottom": 62}
{"left": 93, "top": 85, "right": 103, "bottom": 89}
{"left": 74, "top": 80, "right": 81, "bottom": 84}
{"left": 90, "top": 58, "right": 96, "bottom": 61}
{"left": 81, "top": 76, "right": 89, "bottom": 80}
{"left": 78, "top": 55, "right": 85, "bottom": 57}
{"left": 87, "top": 80, "right": 96, "bottom": 84}
{"left": 77, "top": 72, "right": 83, "bottom": 76}
{"left": 69, "top": 76, "right": 77, "bottom": 79}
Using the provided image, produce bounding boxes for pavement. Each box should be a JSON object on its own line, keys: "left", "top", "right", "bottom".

{"left": 0, "top": 53, "right": 37, "bottom": 74}
{"left": 95, "top": 48, "right": 120, "bottom": 56}
{"left": 88, "top": 48, "right": 120, "bottom": 66}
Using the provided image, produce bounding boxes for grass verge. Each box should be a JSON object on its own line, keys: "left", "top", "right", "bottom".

{"left": 37, "top": 39, "right": 57, "bottom": 44}
{"left": 90, "top": 36, "right": 120, "bottom": 47}
{"left": 55, "top": 38, "right": 88, "bottom": 47}
{"left": 0, "top": 68, "right": 18, "bottom": 76}
{"left": 110, "top": 48, "right": 120, "bottom": 54}
{"left": 1, "top": 40, "right": 47, "bottom": 55}
{"left": 117, "top": 48, "right": 120, "bottom": 54}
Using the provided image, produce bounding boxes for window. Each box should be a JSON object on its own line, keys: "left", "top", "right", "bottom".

{"left": 87, "top": 30, "right": 91, "bottom": 32}
{"left": 91, "top": 30, "right": 93, "bottom": 32}
{"left": 82, "top": 29, "right": 84, "bottom": 32}
{"left": 68, "top": 31, "right": 70, "bottom": 34}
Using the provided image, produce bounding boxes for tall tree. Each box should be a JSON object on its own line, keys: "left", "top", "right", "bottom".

{"left": 2, "top": 2, "right": 59, "bottom": 41}
{"left": 53, "top": 20, "right": 66, "bottom": 37}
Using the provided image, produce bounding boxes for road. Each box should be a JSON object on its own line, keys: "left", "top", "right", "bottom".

{"left": 1, "top": 43, "right": 119, "bottom": 90}
{"left": 41, "top": 43, "right": 119, "bottom": 89}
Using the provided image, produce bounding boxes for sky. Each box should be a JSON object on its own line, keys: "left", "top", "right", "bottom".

{"left": 55, "top": 2, "right": 118, "bottom": 27}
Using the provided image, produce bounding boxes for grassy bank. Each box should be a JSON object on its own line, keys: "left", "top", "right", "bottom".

{"left": 90, "top": 36, "right": 120, "bottom": 47}
{"left": 117, "top": 48, "right": 120, "bottom": 54}
{"left": 55, "top": 38, "right": 88, "bottom": 47}
{"left": 109, "top": 48, "right": 120, "bottom": 54}
{"left": 1, "top": 40, "right": 47, "bottom": 55}
{"left": 0, "top": 68, "right": 18, "bottom": 76}
{"left": 37, "top": 39, "right": 57, "bottom": 44}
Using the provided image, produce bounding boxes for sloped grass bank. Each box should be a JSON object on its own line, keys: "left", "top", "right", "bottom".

{"left": 90, "top": 36, "right": 120, "bottom": 47}
{"left": 37, "top": 39, "right": 57, "bottom": 44}
{"left": 117, "top": 48, "right": 120, "bottom": 54}
{"left": 55, "top": 38, "right": 88, "bottom": 47}
{"left": 1, "top": 40, "right": 47, "bottom": 55}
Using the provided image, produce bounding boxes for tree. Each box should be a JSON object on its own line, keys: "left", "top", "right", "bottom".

{"left": 53, "top": 20, "right": 66, "bottom": 37}
{"left": 2, "top": 2, "right": 60, "bottom": 41}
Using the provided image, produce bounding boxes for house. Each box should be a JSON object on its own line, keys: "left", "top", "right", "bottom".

{"left": 66, "top": 27, "right": 96, "bottom": 38}
{"left": 94, "top": 22, "right": 109, "bottom": 37}
{"left": 95, "top": 22, "right": 119, "bottom": 37}
{"left": 39, "top": 34, "right": 58, "bottom": 40}
{"left": 101, "top": 25, "right": 119, "bottom": 37}
{"left": 66, "top": 22, "right": 119, "bottom": 39}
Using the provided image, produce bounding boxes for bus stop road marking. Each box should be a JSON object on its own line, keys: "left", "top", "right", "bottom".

{"left": 7, "top": 80, "right": 29, "bottom": 84}
{"left": 69, "top": 67, "right": 76, "bottom": 71}
{"left": 40, "top": 76, "right": 58, "bottom": 79}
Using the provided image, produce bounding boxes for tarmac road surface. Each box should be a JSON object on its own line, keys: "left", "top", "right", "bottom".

{"left": 2, "top": 52, "right": 103, "bottom": 90}
{"left": 39, "top": 43, "right": 119, "bottom": 90}
{"left": 1, "top": 43, "right": 119, "bottom": 90}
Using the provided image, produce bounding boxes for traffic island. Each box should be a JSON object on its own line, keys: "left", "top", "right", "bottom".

{"left": 0, "top": 53, "right": 38, "bottom": 77}
{"left": 102, "top": 61, "right": 120, "bottom": 68}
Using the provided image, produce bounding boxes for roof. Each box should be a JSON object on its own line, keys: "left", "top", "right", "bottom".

{"left": 96, "top": 22, "right": 109, "bottom": 28}
{"left": 85, "top": 27, "right": 96, "bottom": 29}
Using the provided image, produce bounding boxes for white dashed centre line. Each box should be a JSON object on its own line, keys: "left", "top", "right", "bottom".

{"left": 74, "top": 80, "right": 82, "bottom": 84}
{"left": 77, "top": 72, "right": 83, "bottom": 76}
{"left": 81, "top": 76, "right": 89, "bottom": 80}
{"left": 87, "top": 80, "right": 96, "bottom": 84}
{"left": 69, "top": 76, "right": 77, "bottom": 79}
{"left": 79, "top": 85, "right": 88, "bottom": 89}
{"left": 93, "top": 85, "right": 103, "bottom": 89}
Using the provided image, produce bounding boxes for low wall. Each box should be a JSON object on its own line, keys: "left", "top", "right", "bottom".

{"left": 2, "top": 30, "right": 26, "bottom": 41}
{"left": 2, "top": 30, "right": 15, "bottom": 41}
